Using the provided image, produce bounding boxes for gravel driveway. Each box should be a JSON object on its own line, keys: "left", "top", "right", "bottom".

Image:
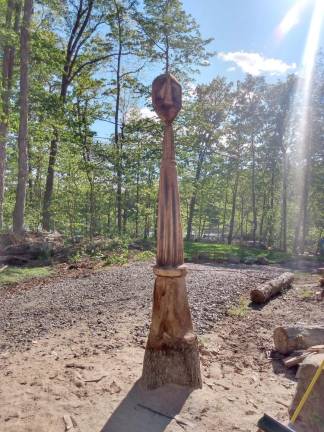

{"left": 0, "top": 262, "right": 283, "bottom": 352}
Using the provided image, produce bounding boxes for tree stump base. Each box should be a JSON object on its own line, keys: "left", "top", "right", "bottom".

{"left": 141, "top": 265, "right": 202, "bottom": 390}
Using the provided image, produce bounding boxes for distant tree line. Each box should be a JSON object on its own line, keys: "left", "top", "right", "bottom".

{"left": 0, "top": 0, "right": 323, "bottom": 253}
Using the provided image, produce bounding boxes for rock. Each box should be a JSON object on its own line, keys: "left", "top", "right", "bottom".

{"left": 289, "top": 353, "right": 324, "bottom": 432}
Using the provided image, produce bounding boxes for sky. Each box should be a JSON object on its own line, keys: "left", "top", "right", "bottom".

{"left": 93, "top": 0, "right": 324, "bottom": 137}
{"left": 183, "top": 0, "right": 324, "bottom": 83}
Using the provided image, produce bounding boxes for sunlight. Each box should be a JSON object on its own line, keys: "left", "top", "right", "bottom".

{"left": 287, "top": 0, "right": 324, "bottom": 249}
{"left": 292, "top": 0, "right": 323, "bottom": 158}
{"left": 276, "top": 0, "right": 310, "bottom": 40}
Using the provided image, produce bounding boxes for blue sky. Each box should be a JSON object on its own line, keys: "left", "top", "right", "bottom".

{"left": 184, "top": 0, "right": 324, "bottom": 83}
{"left": 93, "top": 0, "right": 324, "bottom": 137}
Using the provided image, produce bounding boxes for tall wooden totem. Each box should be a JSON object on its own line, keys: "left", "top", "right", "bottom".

{"left": 141, "top": 74, "right": 202, "bottom": 389}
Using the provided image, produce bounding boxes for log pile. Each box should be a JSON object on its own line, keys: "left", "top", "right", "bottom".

{"left": 250, "top": 272, "right": 294, "bottom": 304}
{"left": 273, "top": 325, "right": 324, "bottom": 373}
{"left": 0, "top": 231, "right": 64, "bottom": 265}
{"left": 274, "top": 325, "right": 324, "bottom": 355}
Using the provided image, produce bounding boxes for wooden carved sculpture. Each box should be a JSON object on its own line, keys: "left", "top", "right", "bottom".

{"left": 141, "top": 74, "right": 202, "bottom": 389}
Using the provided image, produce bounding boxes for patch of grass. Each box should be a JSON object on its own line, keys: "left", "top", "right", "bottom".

{"left": 227, "top": 298, "right": 250, "bottom": 318}
{"left": 0, "top": 266, "right": 53, "bottom": 286}
{"left": 299, "top": 288, "right": 314, "bottom": 299}
{"left": 184, "top": 241, "right": 291, "bottom": 264}
{"left": 197, "top": 335, "right": 210, "bottom": 347}
{"left": 103, "top": 252, "right": 129, "bottom": 266}
{"left": 133, "top": 251, "right": 155, "bottom": 261}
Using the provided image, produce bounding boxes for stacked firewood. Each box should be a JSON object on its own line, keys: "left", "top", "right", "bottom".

{"left": 273, "top": 325, "right": 324, "bottom": 368}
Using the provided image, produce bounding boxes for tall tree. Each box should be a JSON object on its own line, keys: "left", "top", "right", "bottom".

{"left": 0, "top": 0, "right": 21, "bottom": 229}
{"left": 12, "top": 0, "right": 33, "bottom": 233}
{"left": 42, "top": 0, "right": 108, "bottom": 230}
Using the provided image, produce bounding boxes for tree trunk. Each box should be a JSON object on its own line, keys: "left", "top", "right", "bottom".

{"left": 274, "top": 325, "right": 324, "bottom": 355}
{"left": 42, "top": 133, "right": 58, "bottom": 231}
{"left": 0, "top": 0, "right": 20, "bottom": 229}
{"left": 251, "top": 135, "right": 257, "bottom": 243}
{"left": 135, "top": 163, "right": 140, "bottom": 238}
{"left": 142, "top": 74, "right": 201, "bottom": 390}
{"left": 281, "top": 149, "right": 288, "bottom": 251}
{"left": 240, "top": 194, "right": 244, "bottom": 243}
{"left": 267, "top": 159, "right": 276, "bottom": 247}
{"left": 250, "top": 272, "right": 294, "bottom": 304}
{"left": 42, "top": 0, "right": 94, "bottom": 230}
{"left": 221, "top": 175, "right": 229, "bottom": 242}
{"left": 114, "top": 4, "right": 123, "bottom": 235}
{"left": 13, "top": 0, "right": 33, "bottom": 233}
{"left": 228, "top": 169, "right": 240, "bottom": 244}
{"left": 259, "top": 193, "right": 267, "bottom": 242}
{"left": 186, "top": 146, "right": 205, "bottom": 241}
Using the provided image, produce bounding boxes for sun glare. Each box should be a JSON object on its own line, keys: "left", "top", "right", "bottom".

{"left": 276, "top": 0, "right": 310, "bottom": 40}
{"left": 286, "top": 0, "right": 324, "bottom": 248}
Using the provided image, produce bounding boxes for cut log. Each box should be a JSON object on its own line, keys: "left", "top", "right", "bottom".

{"left": 274, "top": 326, "right": 324, "bottom": 355}
{"left": 250, "top": 272, "right": 294, "bottom": 304}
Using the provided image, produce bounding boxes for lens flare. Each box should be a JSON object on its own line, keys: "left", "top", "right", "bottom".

{"left": 286, "top": 0, "right": 324, "bottom": 251}
{"left": 275, "top": 0, "right": 310, "bottom": 40}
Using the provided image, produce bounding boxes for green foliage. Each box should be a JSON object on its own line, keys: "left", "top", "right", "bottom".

{"left": 0, "top": 266, "right": 53, "bottom": 285}
{"left": 103, "top": 251, "right": 129, "bottom": 266}
{"left": 184, "top": 241, "right": 291, "bottom": 263}
{"left": 0, "top": 0, "right": 323, "bottom": 256}
{"left": 133, "top": 250, "right": 155, "bottom": 261}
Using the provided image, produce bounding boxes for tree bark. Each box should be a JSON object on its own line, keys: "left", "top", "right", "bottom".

{"left": 42, "top": 132, "right": 58, "bottom": 231}
{"left": 142, "top": 74, "right": 201, "bottom": 390}
{"left": 274, "top": 325, "right": 324, "bottom": 355}
{"left": 250, "top": 272, "right": 294, "bottom": 304}
{"left": 251, "top": 135, "right": 257, "bottom": 244}
{"left": 0, "top": 0, "right": 20, "bottom": 229}
{"left": 13, "top": 0, "right": 33, "bottom": 233}
{"left": 228, "top": 168, "right": 240, "bottom": 244}
{"left": 221, "top": 175, "right": 229, "bottom": 242}
{"left": 281, "top": 149, "right": 288, "bottom": 251}
{"left": 186, "top": 145, "right": 205, "bottom": 241}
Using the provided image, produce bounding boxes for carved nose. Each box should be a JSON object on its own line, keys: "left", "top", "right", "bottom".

{"left": 159, "top": 78, "right": 173, "bottom": 107}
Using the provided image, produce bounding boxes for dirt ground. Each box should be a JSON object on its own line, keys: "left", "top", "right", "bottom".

{"left": 0, "top": 261, "right": 322, "bottom": 432}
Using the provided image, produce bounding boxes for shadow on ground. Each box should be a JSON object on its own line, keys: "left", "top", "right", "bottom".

{"left": 100, "top": 380, "right": 192, "bottom": 432}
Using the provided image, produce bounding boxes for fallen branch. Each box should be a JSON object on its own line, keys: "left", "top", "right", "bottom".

{"left": 250, "top": 272, "right": 294, "bottom": 304}
{"left": 137, "top": 404, "right": 194, "bottom": 427}
{"left": 0, "top": 265, "right": 8, "bottom": 273}
{"left": 65, "top": 362, "right": 87, "bottom": 369}
{"left": 84, "top": 375, "right": 107, "bottom": 383}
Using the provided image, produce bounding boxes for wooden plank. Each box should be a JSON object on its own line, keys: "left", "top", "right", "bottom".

{"left": 283, "top": 352, "right": 309, "bottom": 368}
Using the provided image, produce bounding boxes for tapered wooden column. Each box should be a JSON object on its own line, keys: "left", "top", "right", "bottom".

{"left": 141, "top": 74, "right": 201, "bottom": 390}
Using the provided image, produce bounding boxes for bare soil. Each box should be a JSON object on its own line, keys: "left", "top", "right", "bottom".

{"left": 0, "top": 261, "right": 322, "bottom": 432}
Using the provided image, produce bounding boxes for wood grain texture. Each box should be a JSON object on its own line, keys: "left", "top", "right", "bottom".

{"left": 142, "top": 73, "right": 201, "bottom": 389}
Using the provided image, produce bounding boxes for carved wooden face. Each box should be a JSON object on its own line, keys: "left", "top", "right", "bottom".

{"left": 152, "top": 74, "right": 182, "bottom": 123}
